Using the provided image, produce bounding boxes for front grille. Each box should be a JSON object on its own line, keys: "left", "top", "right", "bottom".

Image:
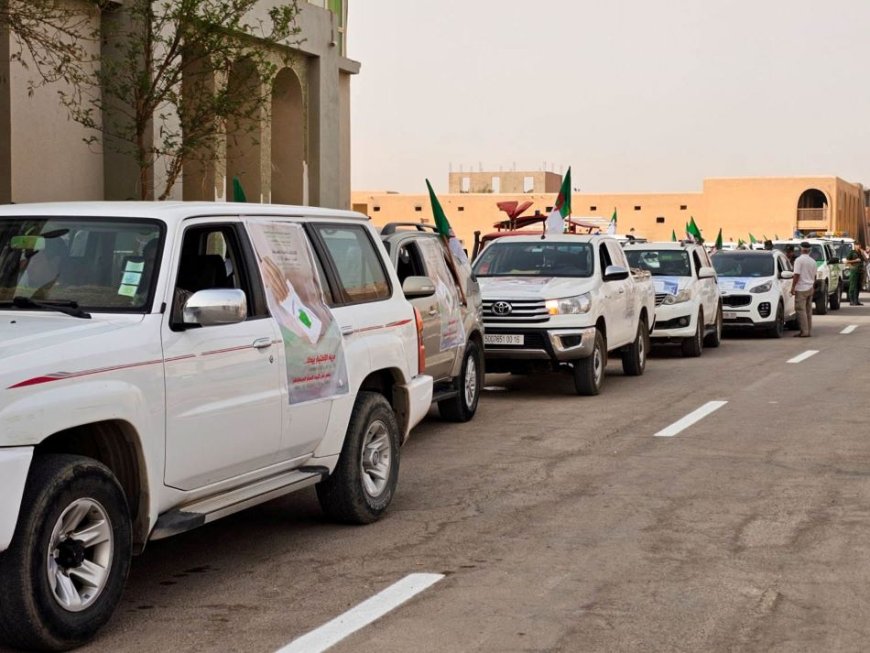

{"left": 655, "top": 293, "right": 668, "bottom": 306}
{"left": 483, "top": 299, "right": 549, "bottom": 323}
{"left": 722, "top": 294, "right": 751, "bottom": 307}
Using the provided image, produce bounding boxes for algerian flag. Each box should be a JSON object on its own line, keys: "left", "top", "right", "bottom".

{"left": 738, "top": 238, "right": 745, "bottom": 247}
{"left": 426, "top": 179, "right": 468, "bottom": 266}
{"left": 749, "top": 233, "right": 757, "bottom": 244}
{"left": 671, "top": 229, "right": 677, "bottom": 242}
{"left": 714, "top": 228, "right": 723, "bottom": 251}
{"left": 545, "top": 168, "right": 572, "bottom": 235}
{"left": 687, "top": 217, "right": 703, "bottom": 243}
{"left": 606, "top": 208, "right": 617, "bottom": 235}
{"left": 232, "top": 176, "right": 247, "bottom": 202}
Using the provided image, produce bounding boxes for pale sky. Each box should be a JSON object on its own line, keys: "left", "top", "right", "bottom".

{"left": 347, "top": 0, "right": 870, "bottom": 195}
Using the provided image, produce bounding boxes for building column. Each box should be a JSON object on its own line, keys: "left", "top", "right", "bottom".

{"left": 0, "top": 19, "right": 12, "bottom": 203}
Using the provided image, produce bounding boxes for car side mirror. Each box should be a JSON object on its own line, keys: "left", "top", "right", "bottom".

{"left": 698, "top": 266, "right": 716, "bottom": 279}
{"left": 779, "top": 270, "right": 794, "bottom": 279}
{"left": 182, "top": 289, "right": 247, "bottom": 327}
{"left": 830, "top": 257, "right": 841, "bottom": 264}
{"left": 603, "top": 265, "right": 630, "bottom": 281}
{"left": 402, "top": 275, "right": 436, "bottom": 298}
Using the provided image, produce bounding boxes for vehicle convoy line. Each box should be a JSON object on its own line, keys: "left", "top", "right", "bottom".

{"left": 841, "top": 325, "right": 858, "bottom": 334}
{"left": 787, "top": 350, "right": 819, "bottom": 364}
{"left": 275, "top": 573, "right": 445, "bottom": 653}
{"left": 653, "top": 400, "right": 728, "bottom": 437}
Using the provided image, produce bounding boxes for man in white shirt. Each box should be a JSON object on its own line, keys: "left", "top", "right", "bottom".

{"left": 790, "top": 241, "right": 817, "bottom": 337}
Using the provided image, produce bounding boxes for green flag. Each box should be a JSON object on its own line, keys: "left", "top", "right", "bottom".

{"left": 671, "top": 229, "right": 677, "bottom": 242}
{"left": 738, "top": 238, "right": 745, "bottom": 247}
{"left": 232, "top": 176, "right": 247, "bottom": 202}
{"left": 748, "top": 233, "right": 757, "bottom": 244}
{"left": 715, "top": 228, "right": 723, "bottom": 250}
{"left": 425, "top": 179, "right": 451, "bottom": 238}
{"left": 686, "top": 217, "right": 703, "bottom": 243}
{"left": 545, "top": 168, "right": 572, "bottom": 234}
{"left": 607, "top": 207, "right": 617, "bottom": 235}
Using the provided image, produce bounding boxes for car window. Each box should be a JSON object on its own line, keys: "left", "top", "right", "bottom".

{"left": 606, "top": 241, "right": 628, "bottom": 269}
{"left": 625, "top": 249, "right": 691, "bottom": 276}
{"left": 0, "top": 217, "right": 163, "bottom": 311}
{"left": 712, "top": 253, "right": 774, "bottom": 277}
{"left": 395, "top": 241, "right": 426, "bottom": 283}
{"left": 314, "top": 224, "right": 391, "bottom": 304}
{"left": 472, "top": 241, "right": 593, "bottom": 277}
{"left": 691, "top": 251, "right": 703, "bottom": 276}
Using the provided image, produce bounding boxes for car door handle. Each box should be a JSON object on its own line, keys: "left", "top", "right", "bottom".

{"left": 341, "top": 325, "right": 354, "bottom": 336}
{"left": 252, "top": 337, "right": 273, "bottom": 350}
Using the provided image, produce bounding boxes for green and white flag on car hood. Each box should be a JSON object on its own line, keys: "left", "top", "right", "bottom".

{"left": 545, "top": 168, "right": 572, "bottom": 235}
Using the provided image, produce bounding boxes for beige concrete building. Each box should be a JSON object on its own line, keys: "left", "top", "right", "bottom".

{"left": 0, "top": 0, "right": 358, "bottom": 208}
{"left": 354, "top": 172, "right": 869, "bottom": 250}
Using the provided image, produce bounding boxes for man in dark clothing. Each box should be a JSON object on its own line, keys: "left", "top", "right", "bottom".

{"left": 846, "top": 250, "right": 864, "bottom": 306}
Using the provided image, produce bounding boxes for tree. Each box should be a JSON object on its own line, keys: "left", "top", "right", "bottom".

{"left": 60, "top": 0, "right": 300, "bottom": 200}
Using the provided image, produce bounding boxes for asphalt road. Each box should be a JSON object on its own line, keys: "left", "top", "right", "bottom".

{"left": 10, "top": 302, "right": 870, "bottom": 653}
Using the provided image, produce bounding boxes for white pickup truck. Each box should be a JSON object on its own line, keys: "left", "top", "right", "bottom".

{"left": 0, "top": 202, "right": 433, "bottom": 651}
{"left": 472, "top": 234, "right": 655, "bottom": 395}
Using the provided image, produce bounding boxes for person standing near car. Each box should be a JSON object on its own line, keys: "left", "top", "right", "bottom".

{"left": 790, "top": 241, "right": 816, "bottom": 337}
{"left": 846, "top": 250, "right": 864, "bottom": 306}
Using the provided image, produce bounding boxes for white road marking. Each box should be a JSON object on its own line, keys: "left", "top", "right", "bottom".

{"left": 787, "top": 350, "right": 819, "bottom": 364}
{"left": 841, "top": 325, "right": 858, "bottom": 334}
{"left": 654, "top": 401, "right": 728, "bottom": 437}
{"left": 276, "top": 573, "right": 445, "bottom": 653}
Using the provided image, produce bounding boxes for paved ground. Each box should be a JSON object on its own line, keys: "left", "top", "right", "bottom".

{"left": 11, "top": 302, "right": 870, "bottom": 653}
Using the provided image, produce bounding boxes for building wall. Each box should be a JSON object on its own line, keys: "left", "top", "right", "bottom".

{"left": 353, "top": 175, "right": 869, "bottom": 252}
{"left": 448, "top": 170, "right": 561, "bottom": 194}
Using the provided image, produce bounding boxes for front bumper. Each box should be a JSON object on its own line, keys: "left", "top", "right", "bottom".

{"left": 651, "top": 303, "right": 696, "bottom": 339}
{"left": 721, "top": 293, "right": 776, "bottom": 328}
{"left": 0, "top": 447, "right": 33, "bottom": 552}
{"left": 396, "top": 374, "right": 433, "bottom": 441}
{"left": 483, "top": 326, "right": 597, "bottom": 361}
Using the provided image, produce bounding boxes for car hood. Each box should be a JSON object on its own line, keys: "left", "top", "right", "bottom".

{"left": 650, "top": 275, "right": 690, "bottom": 294}
{"left": 717, "top": 277, "right": 772, "bottom": 292}
{"left": 478, "top": 276, "right": 595, "bottom": 300}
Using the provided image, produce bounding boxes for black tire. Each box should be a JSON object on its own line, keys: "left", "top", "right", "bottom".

{"left": 814, "top": 283, "right": 828, "bottom": 315}
{"left": 316, "top": 391, "right": 400, "bottom": 524}
{"left": 681, "top": 310, "right": 704, "bottom": 357}
{"left": 830, "top": 282, "right": 841, "bottom": 310}
{"left": 0, "top": 455, "right": 132, "bottom": 652}
{"left": 704, "top": 303, "right": 723, "bottom": 348}
{"left": 573, "top": 329, "right": 606, "bottom": 396}
{"left": 438, "top": 341, "right": 483, "bottom": 422}
{"left": 767, "top": 302, "right": 785, "bottom": 338}
{"left": 621, "top": 316, "right": 648, "bottom": 376}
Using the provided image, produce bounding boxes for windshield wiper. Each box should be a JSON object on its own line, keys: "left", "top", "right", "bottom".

{"left": 3, "top": 296, "right": 92, "bottom": 319}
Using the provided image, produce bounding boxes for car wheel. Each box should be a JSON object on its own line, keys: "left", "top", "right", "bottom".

{"left": 621, "top": 316, "right": 647, "bottom": 376}
{"left": 767, "top": 302, "right": 784, "bottom": 338}
{"left": 814, "top": 283, "right": 828, "bottom": 315}
{"left": 316, "top": 391, "right": 400, "bottom": 524}
{"left": 830, "top": 282, "right": 841, "bottom": 310}
{"left": 703, "top": 302, "right": 723, "bottom": 348}
{"left": 438, "top": 341, "right": 483, "bottom": 422}
{"left": 0, "top": 455, "right": 132, "bottom": 652}
{"left": 681, "top": 309, "right": 704, "bottom": 357}
{"left": 573, "top": 329, "right": 606, "bottom": 396}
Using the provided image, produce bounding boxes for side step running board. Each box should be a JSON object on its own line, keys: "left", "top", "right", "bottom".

{"left": 150, "top": 467, "right": 328, "bottom": 541}
{"left": 432, "top": 389, "right": 459, "bottom": 403}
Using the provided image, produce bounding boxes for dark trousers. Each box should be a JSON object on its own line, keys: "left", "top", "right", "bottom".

{"left": 849, "top": 276, "right": 861, "bottom": 305}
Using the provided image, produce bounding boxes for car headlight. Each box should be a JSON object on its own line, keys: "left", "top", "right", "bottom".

{"left": 816, "top": 269, "right": 824, "bottom": 279}
{"left": 662, "top": 289, "right": 691, "bottom": 305}
{"left": 750, "top": 280, "right": 773, "bottom": 293}
{"left": 546, "top": 293, "right": 591, "bottom": 315}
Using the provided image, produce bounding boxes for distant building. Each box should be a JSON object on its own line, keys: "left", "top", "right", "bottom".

{"left": 0, "top": 0, "right": 358, "bottom": 208}
{"left": 353, "top": 174, "right": 869, "bottom": 249}
{"left": 449, "top": 170, "right": 563, "bottom": 194}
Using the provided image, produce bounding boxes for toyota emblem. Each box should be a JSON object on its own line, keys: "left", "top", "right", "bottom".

{"left": 492, "top": 301, "right": 513, "bottom": 315}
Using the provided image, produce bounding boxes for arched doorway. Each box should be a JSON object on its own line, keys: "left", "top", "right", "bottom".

{"left": 271, "top": 68, "right": 305, "bottom": 205}
{"left": 225, "top": 59, "right": 262, "bottom": 202}
{"left": 796, "top": 188, "right": 829, "bottom": 234}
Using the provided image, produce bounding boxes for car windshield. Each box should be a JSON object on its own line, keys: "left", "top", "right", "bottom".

{"left": 472, "top": 241, "right": 593, "bottom": 277}
{"left": 712, "top": 253, "right": 774, "bottom": 277}
{"left": 625, "top": 249, "right": 691, "bottom": 276}
{"left": 0, "top": 217, "right": 163, "bottom": 312}
{"left": 772, "top": 243, "right": 823, "bottom": 261}
{"left": 836, "top": 243, "right": 853, "bottom": 259}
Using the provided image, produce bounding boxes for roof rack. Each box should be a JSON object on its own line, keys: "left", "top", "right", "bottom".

{"left": 380, "top": 222, "right": 439, "bottom": 235}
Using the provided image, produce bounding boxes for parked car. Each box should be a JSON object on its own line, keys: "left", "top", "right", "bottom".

{"left": 624, "top": 241, "right": 722, "bottom": 356}
{"left": 772, "top": 239, "right": 842, "bottom": 314}
{"left": 472, "top": 234, "right": 656, "bottom": 396}
{"left": 0, "top": 202, "right": 434, "bottom": 650}
{"left": 380, "top": 223, "right": 485, "bottom": 422}
{"left": 711, "top": 249, "right": 796, "bottom": 337}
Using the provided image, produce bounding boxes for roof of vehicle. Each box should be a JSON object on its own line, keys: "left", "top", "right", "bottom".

{"left": 712, "top": 249, "right": 781, "bottom": 256}
{"left": 0, "top": 201, "right": 366, "bottom": 226}
{"left": 623, "top": 241, "right": 702, "bottom": 250}
{"left": 481, "top": 233, "right": 612, "bottom": 245}
{"left": 379, "top": 222, "right": 440, "bottom": 239}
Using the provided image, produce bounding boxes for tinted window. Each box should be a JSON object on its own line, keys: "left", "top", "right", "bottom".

{"left": 625, "top": 249, "right": 691, "bottom": 276}
{"left": 472, "top": 242, "right": 593, "bottom": 277}
{"left": 314, "top": 224, "right": 391, "bottom": 303}
{"left": 0, "top": 217, "right": 163, "bottom": 311}
{"left": 712, "top": 254, "right": 774, "bottom": 277}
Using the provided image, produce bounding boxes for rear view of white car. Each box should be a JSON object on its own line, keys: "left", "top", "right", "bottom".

{"left": 624, "top": 242, "right": 722, "bottom": 357}
{"left": 711, "top": 249, "right": 796, "bottom": 337}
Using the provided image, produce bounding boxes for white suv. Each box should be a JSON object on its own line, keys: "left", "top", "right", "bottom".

{"left": 0, "top": 202, "right": 433, "bottom": 650}
{"left": 711, "top": 249, "right": 796, "bottom": 337}
{"left": 624, "top": 242, "right": 722, "bottom": 357}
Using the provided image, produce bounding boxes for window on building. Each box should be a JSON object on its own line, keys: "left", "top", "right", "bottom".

{"left": 458, "top": 206, "right": 465, "bottom": 212}
{"left": 634, "top": 206, "right": 641, "bottom": 211}
{"left": 414, "top": 205, "right": 422, "bottom": 212}
{"left": 373, "top": 206, "right": 381, "bottom": 212}
{"left": 680, "top": 205, "right": 687, "bottom": 210}
{"left": 590, "top": 205, "right": 597, "bottom": 211}
{"left": 523, "top": 176, "right": 534, "bottom": 193}
{"left": 656, "top": 217, "right": 665, "bottom": 224}
{"left": 461, "top": 177, "right": 470, "bottom": 193}
{"left": 491, "top": 176, "right": 501, "bottom": 193}
{"left": 546, "top": 206, "right": 553, "bottom": 213}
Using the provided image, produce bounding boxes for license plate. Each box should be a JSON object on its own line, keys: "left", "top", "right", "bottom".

{"left": 484, "top": 334, "right": 524, "bottom": 346}
{"left": 723, "top": 311, "right": 737, "bottom": 320}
